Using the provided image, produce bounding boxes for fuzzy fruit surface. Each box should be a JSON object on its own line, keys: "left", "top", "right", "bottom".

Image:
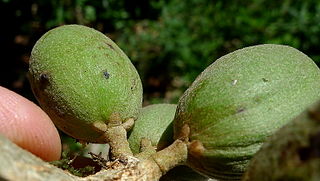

{"left": 243, "top": 101, "right": 320, "bottom": 181}
{"left": 28, "top": 25, "right": 143, "bottom": 143}
{"left": 128, "top": 104, "right": 176, "bottom": 154}
{"left": 173, "top": 44, "right": 320, "bottom": 180}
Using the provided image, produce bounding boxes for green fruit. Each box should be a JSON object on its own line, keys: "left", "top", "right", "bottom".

{"left": 173, "top": 44, "right": 320, "bottom": 180}
{"left": 128, "top": 104, "right": 176, "bottom": 154}
{"left": 28, "top": 25, "right": 143, "bottom": 143}
{"left": 127, "top": 104, "right": 208, "bottom": 181}
{"left": 243, "top": 101, "right": 320, "bottom": 181}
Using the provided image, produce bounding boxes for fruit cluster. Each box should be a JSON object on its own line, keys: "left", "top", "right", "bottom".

{"left": 28, "top": 25, "right": 320, "bottom": 180}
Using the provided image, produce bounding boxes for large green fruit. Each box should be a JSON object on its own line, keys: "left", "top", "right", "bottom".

{"left": 242, "top": 101, "right": 320, "bottom": 181}
{"left": 173, "top": 44, "right": 320, "bottom": 180}
{"left": 28, "top": 25, "right": 143, "bottom": 143}
{"left": 128, "top": 104, "right": 176, "bottom": 154}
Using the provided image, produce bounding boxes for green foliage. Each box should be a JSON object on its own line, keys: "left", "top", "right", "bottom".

{"left": 117, "top": 0, "right": 320, "bottom": 97}
{"left": 2, "top": 0, "right": 320, "bottom": 102}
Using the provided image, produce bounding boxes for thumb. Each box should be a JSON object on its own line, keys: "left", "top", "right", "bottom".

{"left": 0, "top": 86, "right": 61, "bottom": 161}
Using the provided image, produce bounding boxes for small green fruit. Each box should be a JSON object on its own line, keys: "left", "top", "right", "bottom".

{"left": 173, "top": 44, "right": 320, "bottom": 179}
{"left": 243, "top": 101, "right": 320, "bottom": 181}
{"left": 28, "top": 25, "right": 143, "bottom": 143}
{"left": 128, "top": 104, "right": 176, "bottom": 154}
{"left": 127, "top": 104, "right": 208, "bottom": 181}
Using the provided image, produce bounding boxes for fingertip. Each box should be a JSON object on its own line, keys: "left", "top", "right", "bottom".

{"left": 0, "top": 86, "right": 61, "bottom": 161}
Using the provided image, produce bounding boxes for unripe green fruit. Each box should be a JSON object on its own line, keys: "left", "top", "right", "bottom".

{"left": 28, "top": 25, "right": 143, "bottom": 143}
{"left": 243, "top": 101, "right": 320, "bottom": 181}
{"left": 127, "top": 104, "right": 208, "bottom": 181}
{"left": 173, "top": 44, "right": 320, "bottom": 180}
{"left": 128, "top": 104, "right": 176, "bottom": 154}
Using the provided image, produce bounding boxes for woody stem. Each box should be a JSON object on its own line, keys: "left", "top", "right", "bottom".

{"left": 103, "top": 125, "right": 133, "bottom": 160}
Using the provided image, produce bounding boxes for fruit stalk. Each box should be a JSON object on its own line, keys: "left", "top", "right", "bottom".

{"left": 135, "top": 138, "right": 157, "bottom": 160}
{"left": 103, "top": 125, "right": 133, "bottom": 159}
{"left": 150, "top": 139, "right": 188, "bottom": 174}
{"left": 87, "top": 139, "right": 188, "bottom": 180}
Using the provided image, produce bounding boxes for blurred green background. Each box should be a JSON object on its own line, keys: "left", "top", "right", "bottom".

{"left": 1, "top": 0, "right": 320, "bottom": 105}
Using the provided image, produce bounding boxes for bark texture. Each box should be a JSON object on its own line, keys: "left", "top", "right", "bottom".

{"left": 0, "top": 135, "right": 188, "bottom": 181}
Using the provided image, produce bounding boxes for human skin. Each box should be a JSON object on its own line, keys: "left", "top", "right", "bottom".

{"left": 0, "top": 86, "right": 61, "bottom": 161}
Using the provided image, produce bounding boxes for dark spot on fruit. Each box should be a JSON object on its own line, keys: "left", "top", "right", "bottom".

{"left": 131, "top": 79, "right": 136, "bottom": 91}
{"left": 298, "top": 131, "right": 320, "bottom": 161}
{"left": 105, "top": 42, "right": 115, "bottom": 50}
{"left": 40, "top": 72, "right": 49, "bottom": 81}
{"left": 108, "top": 44, "right": 114, "bottom": 50}
{"left": 237, "top": 107, "right": 246, "bottom": 113}
{"left": 103, "top": 70, "right": 110, "bottom": 79}
{"left": 39, "top": 72, "right": 50, "bottom": 89}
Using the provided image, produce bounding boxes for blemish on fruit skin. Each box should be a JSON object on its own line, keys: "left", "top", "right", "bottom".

{"left": 39, "top": 72, "right": 50, "bottom": 89}
{"left": 237, "top": 107, "right": 246, "bottom": 113}
{"left": 131, "top": 79, "right": 137, "bottom": 91}
{"left": 104, "top": 41, "right": 115, "bottom": 50}
{"left": 232, "top": 79, "right": 238, "bottom": 86}
{"left": 40, "top": 72, "right": 49, "bottom": 82}
{"left": 103, "top": 70, "right": 110, "bottom": 79}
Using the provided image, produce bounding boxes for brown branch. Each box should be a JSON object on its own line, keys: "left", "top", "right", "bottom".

{"left": 0, "top": 135, "right": 188, "bottom": 181}
{"left": 0, "top": 135, "right": 77, "bottom": 181}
